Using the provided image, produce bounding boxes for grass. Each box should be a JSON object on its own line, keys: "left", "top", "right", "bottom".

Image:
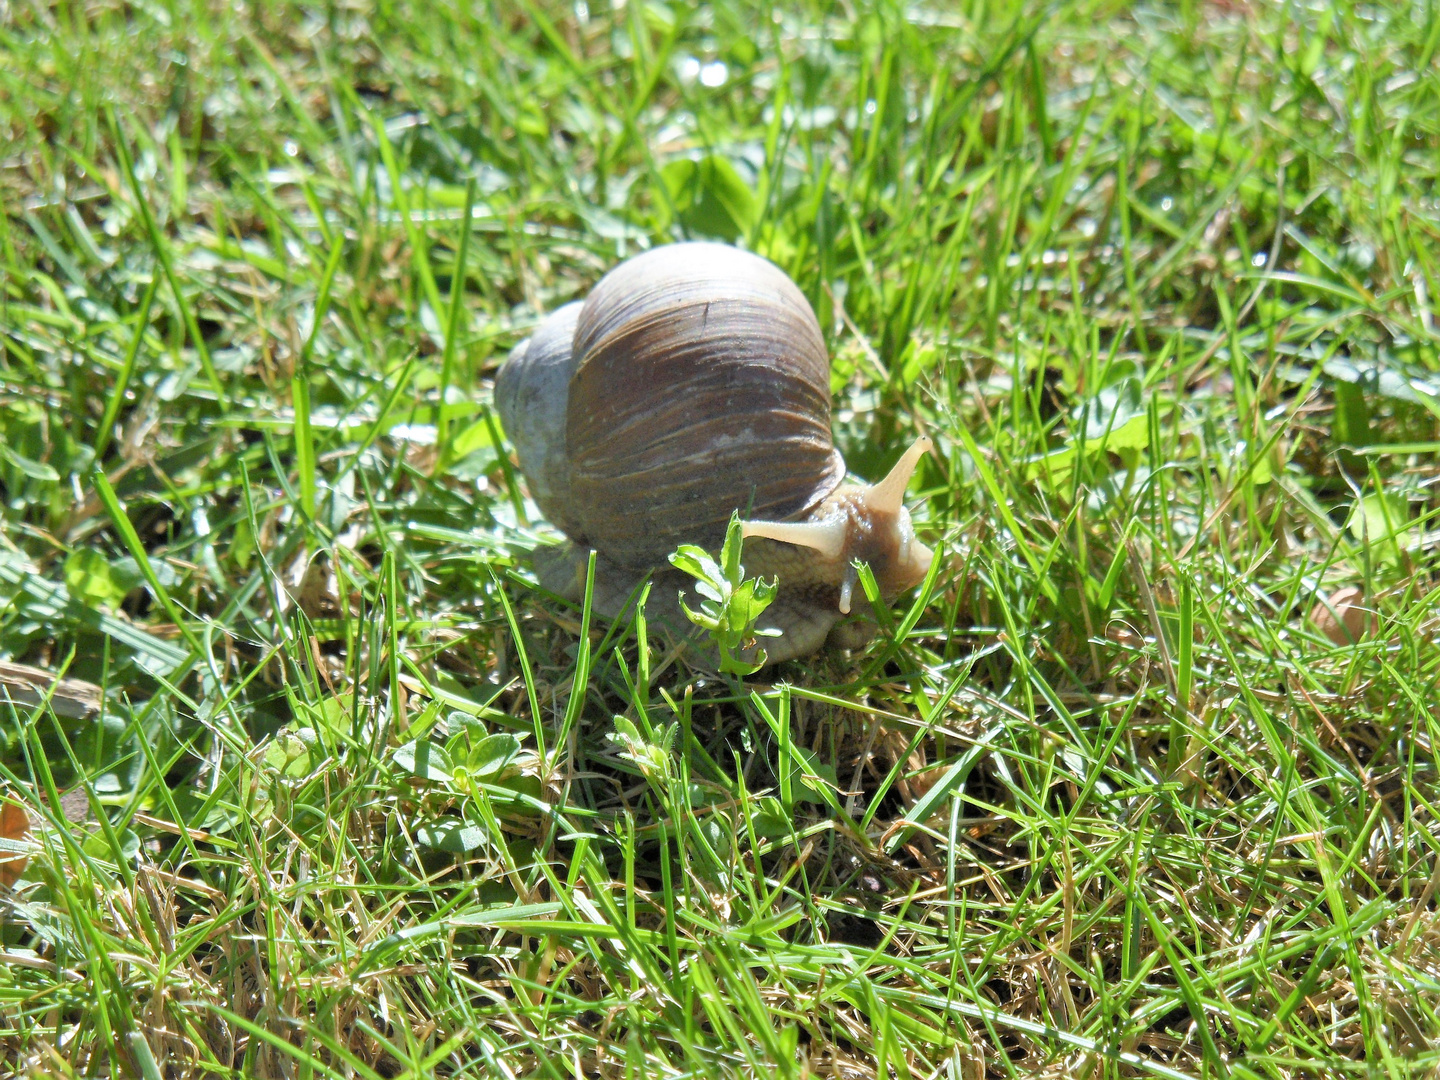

{"left": 1, "top": 0, "right": 1439, "bottom": 1075}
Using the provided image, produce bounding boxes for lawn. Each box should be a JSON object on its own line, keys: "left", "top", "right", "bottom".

{"left": 1, "top": 0, "right": 1439, "bottom": 1075}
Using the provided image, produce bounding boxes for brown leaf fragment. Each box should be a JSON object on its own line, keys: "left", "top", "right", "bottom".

{"left": 0, "top": 799, "right": 30, "bottom": 888}
{"left": 0, "top": 662, "right": 103, "bottom": 720}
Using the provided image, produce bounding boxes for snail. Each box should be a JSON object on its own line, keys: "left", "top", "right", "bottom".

{"left": 495, "top": 241, "right": 933, "bottom": 664}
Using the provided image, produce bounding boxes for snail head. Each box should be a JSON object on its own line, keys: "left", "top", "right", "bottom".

{"left": 741, "top": 436, "right": 934, "bottom": 615}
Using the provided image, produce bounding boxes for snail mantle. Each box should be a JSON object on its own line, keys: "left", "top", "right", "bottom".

{"left": 495, "top": 241, "right": 933, "bottom": 665}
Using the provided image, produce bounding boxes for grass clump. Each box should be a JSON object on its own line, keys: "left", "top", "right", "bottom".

{"left": 1, "top": 0, "right": 1439, "bottom": 1076}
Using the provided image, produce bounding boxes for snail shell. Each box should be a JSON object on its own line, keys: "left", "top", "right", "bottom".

{"left": 499, "top": 242, "right": 845, "bottom": 566}
{"left": 496, "top": 242, "right": 932, "bottom": 662}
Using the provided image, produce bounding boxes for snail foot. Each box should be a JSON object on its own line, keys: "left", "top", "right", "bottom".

{"left": 529, "top": 541, "right": 876, "bottom": 669}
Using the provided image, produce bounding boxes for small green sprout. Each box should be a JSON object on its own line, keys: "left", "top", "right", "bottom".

{"left": 668, "top": 513, "right": 779, "bottom": 675}
{"left": 607, "top": 716, "right": 678, "bottom": 788}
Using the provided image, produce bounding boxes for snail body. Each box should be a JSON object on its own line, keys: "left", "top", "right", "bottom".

{"left": 496, "top": 242, "right": 932, "bottom": 664}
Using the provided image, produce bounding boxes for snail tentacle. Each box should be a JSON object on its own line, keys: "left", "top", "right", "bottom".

{"left": 863, "top": 435, "right": 933, "bottom": 515}
{"left": 838, "top": 563, "right": 860, "bottom": 614}
{"left": 739, "top": 516, "right": 847, "bottom": 558}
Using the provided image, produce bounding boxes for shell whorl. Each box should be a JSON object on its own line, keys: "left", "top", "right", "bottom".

{"left": 562, "top": 242, "right": 844, "bottom": 568}
{"left": 493, "top": 300, "right": 583, "bottom": 538}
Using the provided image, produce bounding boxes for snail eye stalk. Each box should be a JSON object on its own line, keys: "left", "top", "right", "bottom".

{"left": 740, "top": 516, "right": 847, "bottom": 559}
{"left": 861, "top": 436, "right": 932, "bottom": 517}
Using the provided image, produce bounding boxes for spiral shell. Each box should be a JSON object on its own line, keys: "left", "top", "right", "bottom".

{"left": 499, "top": 242, "right": 845, "bottom": 569}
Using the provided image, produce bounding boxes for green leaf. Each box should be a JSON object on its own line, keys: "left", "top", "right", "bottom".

{"left": 720, "top": 513, "right": 745, "bottom": 584}
{"left": 728, "top": 579, "right": 779, "bottom": 632}
{"left": 659, "top": 155, "right": 758, "bottom": 242}
{"left": 1023, "top": 444, "right": 1079, "bottom": 485}
{"left": 1080, "top": 377, "right": 1149, "bottom": 450}
{"left": 0, "top": 442, "right": 59, "bottom": 483}
{"left": 83, "top": 826, "right": 140, "bottom": 863}
{"left": 669, "top": 546, "right": 722, "bottom": 583}
{"left": 467, "top": 733, "right": 521, "bottom": 778}
{"left": 1347, "top": 492, "right": 1410, "bottom": 559}
{"left": 718, "top": 648, "right": 762, "bottom": 677}
{"left": 64, "top": 549, "right": 130, "bottom": 606}
{"left": 1032, "top": 377, "right": 1153, "bottom": 485}
{"left": 449, "top": 417, "right": 497, "bottom": 457}
{"left": 750, "top": 796, "right": 796, "bottom": 839}
{"left": 415, "top": 818, "right": 488, "bottom": 853}
{"left": 394, "top": 739, "right": 453, "bottom": 783}
{"left": 264, "top": 729, "right": 320, "bottom": 778}
{"left": 479, "top": 773, "right": 544, "bottom": 811}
